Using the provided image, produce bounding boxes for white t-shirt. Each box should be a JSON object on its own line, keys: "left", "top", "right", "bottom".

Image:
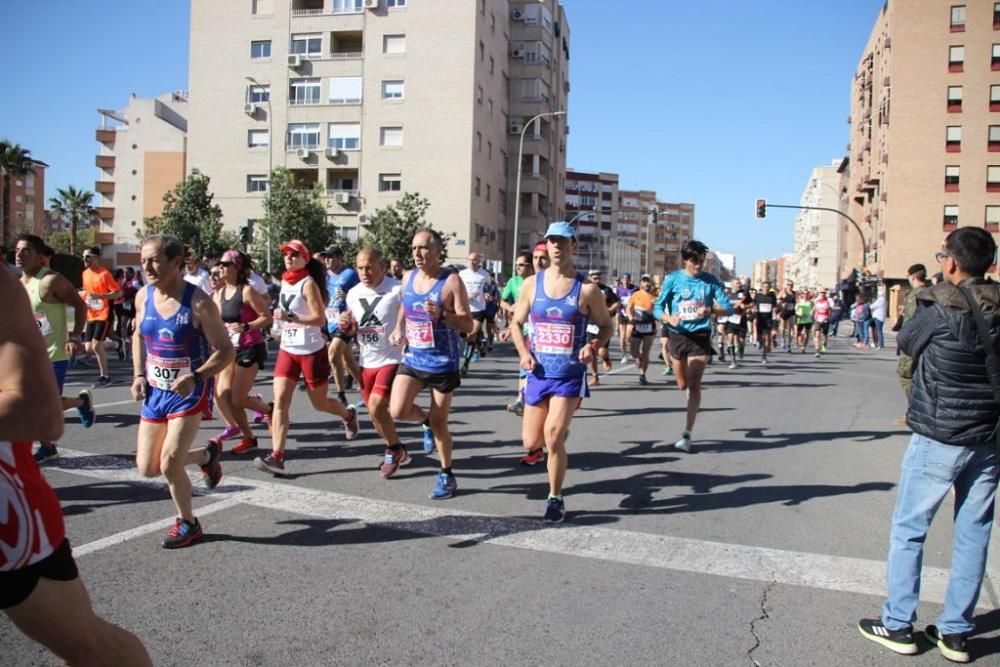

{"left": 248, "top": 271, "right": 268, "bottom": 295}
{"left": 345, "top": 277, "right": 403, "bottom": 368}
{"left": 459, "top": 267, "right": 491, "bottom": 312}
{"left": 871, "top": 296, "right": 888, "bottom": 321}
{"left": 183, "top": 268, "right": 213, "bottom": 295}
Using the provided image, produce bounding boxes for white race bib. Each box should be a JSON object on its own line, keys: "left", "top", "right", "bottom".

{"left": 282, "top": 324, "right": 305, "bottom": 347}
{"left": 534, "top": 322, "right": 574, "bottom": 355}
{"left": 34, "top": 311, "right": 53, "bottom": 336}
{"left": 678, "top": 300, "right": 704, "bottom": 322}
{"left": 586, "top": 323, "right": 600, "bottom": 335}
{"left": 727, "top": 314, "right": 742, "bottom": 325}
{"left": 86, "top": 295, "right": 103, "bottom": 311}
{"left": 406, "top": 320, "right": 434, "bottom": 349}
{"left": 146, "top": 355, "right": 191, "bottom": 391}
{"left": 635, "top": 321, "right": 654, "bottom": 334}
{"left": 230, "top": 331, "right": 242, "bottom": 347}
{"left": 358, "top": 325, "right": 385, "bottom": 347}
{"left": 757, "top": 303, "right": 773, "bottom": 315}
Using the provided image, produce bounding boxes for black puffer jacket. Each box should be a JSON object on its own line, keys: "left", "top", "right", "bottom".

{"left": 900, "top": 278, "right": 1000, "bottom": 446}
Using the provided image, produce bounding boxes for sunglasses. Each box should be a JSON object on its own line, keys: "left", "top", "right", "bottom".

{"left": 283, "top": 250, "right": 300, "bottom": 258}
{"left": 935, "top": 252, "right": 950, "bottom": 262}
{"left": 218, "top": 261, "right": 234, "bottom": 267}
{"left": 83, "top": 255, "right": 96, "bottom": 260}
{"left": 210, "top": 272, "right": 222, "bottom": 278}
{"left": 515, "top": 263, "right": 530, "bottom": 267}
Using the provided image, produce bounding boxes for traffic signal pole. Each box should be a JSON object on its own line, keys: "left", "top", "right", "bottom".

{"left": 760, "top": 202, "right": 867, "bottom": 271}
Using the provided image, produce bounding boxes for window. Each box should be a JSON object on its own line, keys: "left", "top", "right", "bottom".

{"left": 379, "top": 174, "right": 402, "bottom": 192}
{"left": 247, "top": 175, "right": 269, "bottom": 193}
{"left": 489, "top": 55, "right": 494, "bottom": 75}
{"left": 477, "top": 85, "right": 483, "bottom": 104}
{"left": 383, "top": 34, "right": 406, "bottom": 54}
{"left": 944, "top": 205, "right": 959, "bottom": 227}
{"left": 986, "top": 205, "right": 1000, "bottom": 228}
{"left": 993, "top": 44, "right": 1000, "bottom": 69}
{"left": 991, "top": 125, "right": 1000, "bottom": 150}
{"left": 949, "top": 45, "right": 965, "bottom": 71}
{"left": 380, "top": 126, "right": 403, "bottom": 147}
{"left": 248, "top": 85, "right": 270, "bottom": 102}
{"left": 947, "top": 125, "right": 962, "bottom": 151}
{"left": 387, "top": 0, "right": 406, "bottom": 6}
{"left": 328, "top": 123, "right": 360, "bottom": 150}
{"left": 474, "top": 177, "right": 481, "bottom": 196}
{"left": 951, "top": 5, "right": 966, "bottom": 31}
{"left": 480, "top": 0, "right": 485, "bottom": 14}
{"left": 248, "top": 130, "right": 269, "bottom": 148}
{"left": 250, "top": 40, "right": 271, "bottom": 59}
{"left": 381, "top": 80, "right": 404, "bottom": 99}
{"left": 476, "top": 131, "right": 482, "bottom": 151}
{"left": 945, "top": 165, "right": 960, "bottom": 191}
{"left": 488, "top": 99, "right": 493, "bottom": 117}
{"left": 948, "top": 85, "right": 963, "bottom": 111}
{"left": 329, "top": 76, "right": 362, "bottom": 104}
{"left": 996, "top": 2, "right": 1000, "bottom": 27}
{"left": 252, "top": 0, "right": 272, "bottom": 14}
{"left": 499, "top": 189, "right": 507, "bottom": 213}
{"left": 988, "top": 166, "right": 1000, "bottom": 191}
{"left": 992, "top": 85, "right": 1000, "bottom": 110}
{"left": 291, "top": 33, "right": 322, "bottom": 59}
{"left": 329, "top": 175, "right": 356, "bottom": 191}
{"left": 490, "top": 12, "right": 495, "bottom": 33}
{"left": 289, "top": 78, "right": 321, "bottom": 105}
{"left": 333, "top": 0, "right": 363, "bottom": 12}
{"left": 487, "top": 140, "right": 492, "bottom": 159}
{"left": 287, "top": 123, "right": 320, "bottom": 149}
{"left": 479, "top": 40, "right": 485, "bottom": 62}
{"left": 486, "top": 184, "right": 491, "bottom": 203}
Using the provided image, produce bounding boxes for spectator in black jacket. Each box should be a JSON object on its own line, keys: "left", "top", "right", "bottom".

{"left": 859, "top": 227, "right": 1000, "bottom": 663}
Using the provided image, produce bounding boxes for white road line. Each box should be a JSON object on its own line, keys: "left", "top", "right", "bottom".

{"left": 49, "top": 448, "right": 999, "bottom": 609}
{"left": 64, "top": 399, "right": 137, "bottom": 413}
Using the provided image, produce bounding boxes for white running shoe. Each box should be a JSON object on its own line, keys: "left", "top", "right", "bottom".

{"left": 674, "top": 433, "right": 692, "bottom": 453}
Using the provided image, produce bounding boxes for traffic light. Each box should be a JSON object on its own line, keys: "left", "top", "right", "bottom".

{"left": 239, "top": 221, "right": 255, "bottom": 246}
{"left": 755, "top": 199, "right": 767, "bottom": 219}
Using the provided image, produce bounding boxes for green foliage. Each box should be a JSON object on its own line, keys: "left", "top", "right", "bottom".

{"left": 48, "top": 186, "right": 97, "bottom": 256}
{"left": 254, "top": 167, "right": 330, "bottom": 270}
{"left": 1, "top": 139, "right": 34, "bottom": 247}
{"left": 360, "top": 192, "right": 453, "bottom": 264}
{"left": 48, "top": 227, "right": 96, "bottom": 255}
{"left": 146, "top": 170, "right": 224, "bottom": 257}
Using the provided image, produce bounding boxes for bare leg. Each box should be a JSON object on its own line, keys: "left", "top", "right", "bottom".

{"left": 367, "top": 393, "right": 398, "bottom": 445}
{"left": 159, "top": 415, "right": 207, "bottom": 522}
{"left": 427, "top": 389, "right": 455, "bottom": 466}
{"left": 270, "top": 376, "right": 297, "bottom": 455}
{"left": 542, "top": 397, "right": 577, "bottom": 496}
{"left": 682, "top": 356, "right": 707, "bottom": 432}
{"left": 213, "top": 365, "right": 238, "bottom": 431}
{"left": 389, "top": 374, "right": 428, "bottom": 424}
{"left": 305, "top": 382, "right": 351, "bottom": 420}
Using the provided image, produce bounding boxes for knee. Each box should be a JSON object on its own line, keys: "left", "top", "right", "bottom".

{"left": 136, "top": 460, "right": 159, "bottom": 478}
{"left": 428, "top": 411, "right": 448, "bottom": 433}
{"left": 389, "top": 400, "right": 405, "bottom": 421}
{"left": 159, "top": 451, "right": 185, "bottom": 477}
{"left": 368, "top": 394, "right": 389, "bottom": 418}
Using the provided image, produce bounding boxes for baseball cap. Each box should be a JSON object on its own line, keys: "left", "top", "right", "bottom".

{"left": 543, "top": 221, "right": 576, "bottom": 240}
{"left": 588, "top": 269, "right": 601, "bottom": 275}
{"left": 317, "top": 245, "right": 343, "bottom": 258}
{"left": 280, "top": 239, "right": 311, "bottom": 261}
{"left": 640, "top": 273, "right": 652, "bottom": 281}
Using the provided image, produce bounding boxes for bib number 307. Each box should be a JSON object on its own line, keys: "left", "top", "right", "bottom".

{"left": 146, "top": 356, "right": 192, "bottom": 391}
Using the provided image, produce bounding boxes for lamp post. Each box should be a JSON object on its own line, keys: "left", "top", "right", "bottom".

{"left": 644, "top": 207, "right": 658, "bottom": 276}
{"left": 512, "top": 109, "right": 566, "bottom": 269}
{"left": 246, "top": 76, "right": 273, "bottom": 273}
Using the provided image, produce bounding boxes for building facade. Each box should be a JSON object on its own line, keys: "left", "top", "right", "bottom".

{"left": 187, "top": 0, "right": 569, "bottom": 270}
{"left": 0, "top": 160, "right": 46, "bottom": 242}
{"left": 564, "top": 170, "right": 618, "bottom": 272}
{"left": 843, "top": 0, "right": 1000, "bottom": 283}
{"left": 792, "top": 161, "right": 842, "bottom": 289}
{"left": 95, "top": 92, "right": 189, "bottom": 265}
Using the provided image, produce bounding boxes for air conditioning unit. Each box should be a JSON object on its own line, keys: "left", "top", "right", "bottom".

{"left": 324, "top": 147, "right": 340, "bottom": 159}
{"left": 287, "top": 54, "right": 303, "bottom": 68}
{"left": 334, "top": 192, "right": 351, "bottom": 204}
{"left": 512, "top": 8, "right": 523, "bottom": 20}
{"left": 511, "top": 48, "right": 523, "bottom": 59}
{"left": 364, "top": 0, "right": 378, "bottom": 8}
{"left": 244, "top": 103, "right": 259, "bottom": 116}
{"left": 296, "top": 148, "right": 311, "bottom": 159}
{"left": 508, "top": 122, "right": 524, "bottom": 135}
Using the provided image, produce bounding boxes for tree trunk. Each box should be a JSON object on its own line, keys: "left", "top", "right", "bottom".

{"left": 69, "top": 215, "right": 78, "bottom": 256}
{"left": 1, "top": 174, "right": 10, "bottom": 250}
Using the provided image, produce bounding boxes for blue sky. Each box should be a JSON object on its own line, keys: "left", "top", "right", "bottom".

{"left": 0, "top": 0, "right": 881, "bottom": 273}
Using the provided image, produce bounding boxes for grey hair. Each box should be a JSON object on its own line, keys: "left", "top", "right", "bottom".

{"left": 356, "top": 245, "right": 384, "bottom": 263}
{"left": 141, "top": 234, "right": 185, "bottom": 261}
{"left": 413, "top": 227, "right": 444, "bottom": 248}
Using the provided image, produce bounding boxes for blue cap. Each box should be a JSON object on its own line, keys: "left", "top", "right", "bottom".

{"left": 543, "top": 221, "right": 576, "bottom": 240}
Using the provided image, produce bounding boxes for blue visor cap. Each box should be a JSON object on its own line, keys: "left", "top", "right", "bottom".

{"left": 543, "top": 221, "right": 576, "bottom": 240}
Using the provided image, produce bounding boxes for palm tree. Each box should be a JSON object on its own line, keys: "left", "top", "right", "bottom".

{"left": 0, "top": 140, "right": 34, "bottom": 249}
{"left": 49, "top": 186, "right": 97, "bottom": 256}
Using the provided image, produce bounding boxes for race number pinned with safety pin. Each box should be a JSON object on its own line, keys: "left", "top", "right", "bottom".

{"left": 146, "top": 355, "right": 192, "bottom": 391}
{"left": 533, "top": 321, "right": 574, "bottom": 355}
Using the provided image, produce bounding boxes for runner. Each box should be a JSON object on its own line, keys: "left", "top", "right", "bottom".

{"left": 812, "top": 288, "right": 832, "bottom": 356}
{"left": 628, "top": 275, "right": 657, "bottom": 385}
{"left": 14, "top": 234, "right": 96, "bottom": 463}
{"left": 654, "top": 240, "right": 733, "bottom": 452}
{"left": 131, "top": 235, "right": 235, "bottom": 548}
{"left": 795, "top": 290, "right": 814, "bottom": 354}
{"left": 388, "top": 228, "right": 474, "bottom": 499}
{"left": 118, "top": 266, "right": 142, "bottom": 347}
{"left": 723, "top": 278, "right": 752, "bottom": 369}
{"left": 483, "top": 271, "right": 500, "bottom": 354}
{"left": 615, "top": 273, "right": 638, "bottom": 363}
{"left": 509, "top": 221, "right": 614, "bottom": 522}
{"left": 779, "top": 281, "right": 797, "bottom": 352}
{"left": 81, "top": 246, "right": 123, "bottom": 387}
{"left": 338, "top": 247, "right": 407, "bottom": 477}
{"left": 320, "top": 245, "right": 361, "bottom": 405}
{"left": 753, "top": 281, "right": 778, "bottom": 364}
{"left": 746, "top": 287, "right": 758, "bottom": 347}
{"left": 212, "top": 250, "right": 273, "bottom": 454}
{"left": 458, "top": 252, "right": 491, "bottom": 375}
{"left": 255, "top": 240, "right": 360, "bottom": 477}
{"left": 389, "top": 257, "right": 405, "bottom": 280}
{"left": 500, "top": 252, "right": 534, "bottom": 415}
{"left": 659, "top": 313, "right": 673, "bottom": 376}
{"left": 183, "top": 247, "right": 213, "bottom": 295}
{"left": 586, "top": 268, "right": 620, "bottom": 386}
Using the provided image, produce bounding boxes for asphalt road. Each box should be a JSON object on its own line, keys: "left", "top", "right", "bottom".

{"left": 4, "top": 333, "right": 1000, "bottom": 666}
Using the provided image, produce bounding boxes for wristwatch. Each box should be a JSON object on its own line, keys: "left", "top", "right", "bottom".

{"left": 191, "top": 370, "right": 203, "bottom": 385}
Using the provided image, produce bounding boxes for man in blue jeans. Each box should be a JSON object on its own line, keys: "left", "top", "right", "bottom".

{"left": 859, "top": 226, "right": 1000, "bottom": 664}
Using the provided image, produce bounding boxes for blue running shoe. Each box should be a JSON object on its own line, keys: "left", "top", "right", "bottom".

{"left": 33, "top": 443, "right": 59, "bottom": 464}
{"left": 76, "top": 389, "right": 95, "bottom": 428}
{"left": 422, "top": 424, "right": 435, "bottom": 454}
{"left": 544, "top": 497, "right": 565, "bottom": 523}
{"left": 471, "top": 351, "right": 480, "bottom": 363}
{"left": 429, "top": 472, "right": 457, "bottom": 500}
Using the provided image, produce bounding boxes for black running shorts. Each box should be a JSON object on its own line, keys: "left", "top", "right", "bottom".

{"left": 0, "top": 539, "right": 78, "bottom": 609}
{"left": 397, "top": 364, "right": 461, "bottom": 394}
{"left": 668, "top": 332, "right": 713, "bottom": 360}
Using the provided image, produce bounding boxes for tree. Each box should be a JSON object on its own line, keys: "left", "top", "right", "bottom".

{"left": 256, "top": 167, "right": 331, "bottom": 271}
{"left": 360, "top": 192, "right": 454, "bottom": 264}
{"left": 141, "top": 169, "right": 224, "bottom": 257}
{"left": 0, "top": 140, "right": 35, "bottom": 248}
{"left": 48, "top": 186, "right": 97, "bottom": 256}
{"left": 48, "top": 227, "right": 96, "bottom": 255}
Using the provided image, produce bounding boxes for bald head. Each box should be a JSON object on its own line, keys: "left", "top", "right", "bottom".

{"left": 356, "top": 246, "right": 385, "bottom": 287}
{"left": 468, "top": 252, "right": 483, "bottom": 270}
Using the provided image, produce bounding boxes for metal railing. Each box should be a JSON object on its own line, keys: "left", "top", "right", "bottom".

{"left": 330, "top": 51, "right": 363, "bottom": 60}
{"left": 291, "top": 7, "right": 324, "bottom": 16}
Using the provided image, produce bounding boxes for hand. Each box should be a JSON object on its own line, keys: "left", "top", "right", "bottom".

{"left": 130, "top": 376, "right": 147, "bottom": 402}
{"left": 519, "top": 353, "right": 537, "bottom": 373}
{"left": 498, "top": 329, "right": 511, "bottom": 343}
{"left": 226, "top": 322, "right": 243, "bottom": 335}
{"left": 338, "top": 311, "right": 354, "bottom": 333}
{"left": 171, "top": 374, "right": 196, "bottom": 398}
{"left": 579, "top": 344, "right": 594, "bottom": 365}
{"left": 423, "top": 299, "right": 441, "bottom": 320}
{"left": 389, "top": 330, "right": 404, "bottom": 347}
{"left": 696, "top": 306, "right": 709, "bottom": 318}
{"left": 274, "top": 309, "right": 288, "bottom": 322}
{"left": 65, "top": 339, "right": 81, "bottom": 358}
{"left": 334, "top": 288, "right": 346, "bottom": 301}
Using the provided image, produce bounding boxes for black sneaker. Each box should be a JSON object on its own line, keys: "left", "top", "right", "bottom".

{"left": 76, "top": 389, "right": 95, "bottom": 427}
{"left": 858, "top": 618, "right": 917, "bottom": 655}
{"left": 200, "top": 440, "right": 223, "bottom": 489}
{"left": 255, "top": 451, "right": 287, "bottom": 477}
{"left": 925, "top": 625, "right": 970, "bottom": 663}
{"left": 162, "top": 518, "right": 203, "bottom": 549}
{"left": 33, "top": 443, "right": 59, "bottom": 463}
{"left": 543, "top": 497, "right": 565, "bottom": 523}
{"left": 92, "top": 376, "right": 112, "bottom": 388}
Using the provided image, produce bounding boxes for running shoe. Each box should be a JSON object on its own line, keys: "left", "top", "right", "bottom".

{"left": 251, "top": 394, "right": 268, "bottom": 423}
{"left": 761, "top": 356, "right": 768, "bottom": 365}
{"left": 33, "top": 443, "right": 59, "bottom": 463}
{"left": 92, "top": 375, "right": 112, "bottom": 388}
{"left": 638, "top": 375, "right": 648, "bottom": 385}
{"left": 543, "top": 496, "right": 565, "bottom": 523}
{"left": 231, "top": 437, "right": 259, "bottom": 455}
{"left": 728, "top": 361, "right": 737, "bottom": 370}
{"left": 674, "top": 431, "right": 692, "bottom": 453}
{"left": 422, "top": 424, "right": 435, "bottom": 454}
{"left": 621, "top": 354, "right": 632, "bottom": 365}
{"left": 820, "top": 344, "right": 828, "bottom": 353}
{"left": 506, "top": 398, "right": 524, "bottom": 416}
{"left": 380, "top": 446, "right": 411, "bottom": 478}
{"left": 815, "top": 352, "right": 821, "bottom": 358}
{"left": 162, "top": 518, "right": 203, "bottom": 549}
{"left": 254, "top": 451, "right": 287, "bottom": 477}
{"left": 459, "top": 364, "right": 469, "bottom": 377}
{"left": 343, "top": 405, "right": 359, "bottom": 441}
{"left": 76, "top": 389, "right": 95, "bottom": 428}
{"left": 924, "top": 624, "right": 970, "bottom": 663}
{"left": 520, "top": 448, "right": 545, "bottom": 466}
{"left": 429, "top": 471, "right": 457, "bottom": 499}
{"left": 857, "top": 618, "right": 917, "bottom": 656}
{"left": 200, "top": 440, "right": 223, "bottom": 489}
{"left": 215, "top": 424, "right": 241, "bottom": 442}
{"left": 472, "top": 352, "right": 480, "bottom": 363}
{"left": 602, "top": 359, "right": 612, "bottom": 372}
{"left": 661, "top": 366, "right": 670, "bottom": 375}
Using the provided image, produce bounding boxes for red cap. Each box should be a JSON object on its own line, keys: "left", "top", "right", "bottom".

{"left": 279, "top": 239, "right": 311, "bottom": 262}
{"left": 532, "top": 241, "right": 548, "bottom": 254}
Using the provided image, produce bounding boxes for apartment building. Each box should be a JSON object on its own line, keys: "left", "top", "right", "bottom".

{"left": 842, "top": 0, "right": 1000, "bottom": 284}
{"left": 187, "top": 0, "right": 569, "bottom": 269}
{"left": 94, "top": 92, "right": 189, "bottom": 265}
{"left": 564, "top": 170, "right": 618, "bottom": 272}
{"left": 791, "top": 161, "right": 842, "bottom": 289}
{"left": 0, "top": 159, "right": 47, "bottom": 242}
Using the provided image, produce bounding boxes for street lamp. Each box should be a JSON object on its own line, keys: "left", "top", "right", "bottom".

{"left": 512, "top": 109, "right": 566, "bottom": 269}
{"left": 246, "top": 76, "right": 273, "bottom": 273}
{"left": 644, "top": 207, "right": 658, "bottom": 276}
{"left": 567, "top": 210, "right": 595, "bottom": 225}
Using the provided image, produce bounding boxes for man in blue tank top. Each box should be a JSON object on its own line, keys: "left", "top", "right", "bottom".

{"left": 389, "top": 228, "right": 474, "bottom": 500}
{"left": 510, "top": 222, "right": 614, "bottom": 523}
{"left": 320, "top": 245, "right": 361, "bottom": 404}
{"left": 131, "top": 235, "right": 236, "bottom": 549}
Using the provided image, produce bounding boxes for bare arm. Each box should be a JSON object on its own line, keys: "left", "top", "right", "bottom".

{"left": 192, "top": 291, "right": 236, "bottom": 380}
{"left": 291, "top": 279, "right": 327, "bottom": 327}
{"left": 244, "top": 285, "right": 273, "bottom": 332}
{"left": 581, "top": 284, "right": 614, "bottom": 350}
{"left": 441, "top": 273, "right": 475, "bottom": 335}
{"left": 49, "top": 273, "right": 87, "bottom": 337}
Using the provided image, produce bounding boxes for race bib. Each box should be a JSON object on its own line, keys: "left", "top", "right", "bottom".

{"left": 146, "top": 355, "right": 191, "bottom": 391}
{"left": 534, "top": 321, "right": 574, "bottom": 355}
{"left": 678, "top": 300, "right": 704, "bottom": 322}
{"left": 325, "top": 307, "right": 339, "bottom": 323}
{"left": 230, "top": 331, "right": 242, "bottom": 348}
{"left": 282, "top": 324, "right": 305, "bottom": 347}
{"left": 757, "top": 303, "right": 773, "bottom": 315}
{"left": 406, "top": 320, "right": 434, "bottom": 349}
{"left": 86, "top": 295, "right": 103, "bottom": 311}
{"left": 635, "top": 321, "right": 654, "bottom": 334}
{"left": 727, "top": 314, "right": 742, "bottom": 325}
{"left": 358, "top": 325, "right": 385, "bottom": 347}
{"left": 34, "top": 311, "right": 53, "bottom": 336}
{"left": 586, "top": 323, "right": 600, "bottom": 335}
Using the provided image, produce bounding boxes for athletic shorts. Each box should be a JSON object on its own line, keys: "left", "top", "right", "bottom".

{"left": 668, "top": 332, "right": 713, "bottom": 360}
{"left": 274, "top": 348, "right": 330, "bottom": 389}
{"left": 756, "top": 319, "right": 774, "bottom": 338}
{"left": 0, "top": 539, "right": 78, "bottom": 610}
{"left": 235, "top": 342, "right": 268, "bottom": 370}
{"left": 397, "top": 364, "right": 461, "bottom": 394}
{"left": 660, "top": 323, "right": 671, "bottom": 338}
{"left": 141, "top": 379, "right": 213, "bottom": 423}
{"left": 471, "top": 310, "right": 487, "bottom": 323}
{"left": 780, "top": 310, "right": 795, "bottom": 321}
{"left": 83, "top": 319, "right": 110, "bottom": 342}
{"left": 618, "top": 314, "right": 630, "bottom": 325}
{"left": 52, "top": 359, "right": 69, "bottom": 393}
{"left": 328, "top": 330, "right": 354, "bottom": 344}
{"left": 724, "top": 323, "right": 747, "bottom": 336}
{"left": 771, "top": 318, "right": 782, "bottom": 330}
{"left": 631, "top": 321, "right": 656, "bottom": 338}
{"left": 796, "top": 322, "right": 812, "bottom": 334}
{"left": 360, "top": 364, "right": 398, "bottom": 404}
{"left": 524, "top": 371, "right": 589, "bottom": 406}
{"left": 815, "top": 321, "right": 830, "bottom": 335}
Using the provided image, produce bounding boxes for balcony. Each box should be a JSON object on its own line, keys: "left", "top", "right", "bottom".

{"left": 96, "top": 129, "right": 116, "bottom": 145}
{"left": 96, "top": 232, "right": 114, "bottom": 245}
{"left": 95, "top": 181, "right": 115, "bottom": 194}
{"left": 96, "top": 207, "right": 114, "bottom": 221}
{"left": 95, "top": 155, "right": 115, "bottom": 169}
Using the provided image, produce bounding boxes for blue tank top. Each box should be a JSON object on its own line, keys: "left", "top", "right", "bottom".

{"left": 401, "top": 269, "right": 461, "bottom": 373}
{"left": 139, "top": 283, "right": 210, "bottom": 391}
{"left": 326, "top": 267, "right": 359, "bottom": 333}
{"left": 529, "top": 270, "right": 589, "bottom": 379}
